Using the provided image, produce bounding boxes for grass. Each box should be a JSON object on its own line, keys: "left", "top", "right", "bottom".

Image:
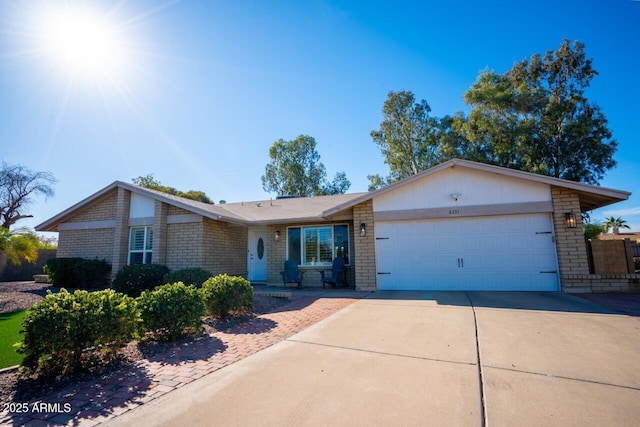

{"left": 0, "top": 310, "right": 26, "bottom": 369}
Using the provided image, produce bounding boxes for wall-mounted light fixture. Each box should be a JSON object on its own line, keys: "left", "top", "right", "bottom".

{"left": 274, "top": 230, "right": 280, "bottom": 241}
{"left": 359, "top": 223, "right": 366, "bottom": 237}
{"left": 450, "top": 193, "right": 462, "bottom": 202}
{"left": 564, "top": 212, "right": 577, "bottom": 229}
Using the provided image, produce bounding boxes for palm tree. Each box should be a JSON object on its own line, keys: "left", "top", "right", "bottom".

{"left": 0, "top": 227, "right": 39, "bottom": 265}
{"left": 603, "top": 216, "right": 631, "bottom": 235}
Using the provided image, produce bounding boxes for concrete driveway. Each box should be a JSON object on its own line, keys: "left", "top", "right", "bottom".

{"left": 106, "top": 292, "right": 640, "bottom": 426}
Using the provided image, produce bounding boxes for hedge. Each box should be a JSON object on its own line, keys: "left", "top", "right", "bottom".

{"left": 201, "top": 275, "right": 253, "bottom": 317}
{"left": 164, "top": 267, "right": 213, "bottom": 287}
{"left": 44, "top": 257, "right": 111, "bottom": 289}
{"left": 137, "top": 282, "right": 205, "bottom": 342}
{"left": 16, "top": 289, "right": 139, "bottom": 377}
{"left": 112, "top": 263, "right": 170, "bottom": 297}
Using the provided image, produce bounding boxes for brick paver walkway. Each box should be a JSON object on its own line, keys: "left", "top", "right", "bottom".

{"left": 1, "top": 295, "right": 363, "bottom": 426}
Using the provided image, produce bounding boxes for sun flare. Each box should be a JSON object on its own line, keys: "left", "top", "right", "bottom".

{"left": 39, "top": 4, "right": 128, "bottom": 81}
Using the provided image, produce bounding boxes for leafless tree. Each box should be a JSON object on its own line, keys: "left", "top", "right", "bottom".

{"left": 0, "top": 162, "right": 56, "bottom": 229}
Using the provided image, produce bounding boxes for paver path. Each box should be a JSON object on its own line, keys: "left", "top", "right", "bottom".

{"left": 1, "top": 294, "right": 363, "bottom": 426}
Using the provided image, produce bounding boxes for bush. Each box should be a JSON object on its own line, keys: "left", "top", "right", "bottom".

{"left": 137, "top": 282, "right": 204, "bottom": 342}
{"left": 201, "top": 274, "right": 253, "bottom": 317}
{"left": 16, "top": 289, "right": 139, "bottom": 377}
{"left": 164, "top": 267, "right": 213, "bottom": 287}
{"left": 112, "top": 263, "right": 170, "bottom": 297}
{"left": 44, "top": 257, "right": 111, "bottom": 289}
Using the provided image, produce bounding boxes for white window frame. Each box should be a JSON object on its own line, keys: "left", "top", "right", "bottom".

{"left": 128, "top": 226, "right": 153, "bottom": 264}
{"left": 286, "top": 224, "right": 349, "bottom": 266}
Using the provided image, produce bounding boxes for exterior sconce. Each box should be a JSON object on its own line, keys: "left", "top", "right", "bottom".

{"left": 565, "top": 213, "right": 577, "bottom": 229}
{"left": 359, "top": 223, "right": 366, "bottom": 237}
{"left": 274, "top": 230, "right": 280, "bottom": 241}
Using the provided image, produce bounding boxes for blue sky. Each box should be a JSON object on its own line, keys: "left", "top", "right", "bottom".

{"left": 1, "top": 0, "right": 639, "bottom": 233}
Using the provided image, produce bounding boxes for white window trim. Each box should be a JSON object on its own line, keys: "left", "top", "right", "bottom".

{"left": 128, "top": 226, "right": 153, "bottom": 264}
{"left": 286, "top": 224, "right": 350, "bottom": 266}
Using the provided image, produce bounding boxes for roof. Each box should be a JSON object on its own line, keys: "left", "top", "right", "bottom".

{"left": 36, "top": 159, "right": 630, "bottom": 231}
{"left": 324, "top": 159, "right": 631, "bottom": 215}
{"left": 220, "top": 193, "right": 368, "bottom": 224}
{"left": 35, "top": 180, "right": 368, "bottom": 231}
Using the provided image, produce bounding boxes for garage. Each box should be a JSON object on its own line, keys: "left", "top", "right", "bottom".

{"left": 375, "top": 213, "right": 559, "bottom": 291}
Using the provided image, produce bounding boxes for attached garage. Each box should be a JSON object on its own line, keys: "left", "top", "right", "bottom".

{"left": 375, "top": 213, "right": 558, "bottom": 291}
{"left": 368, "top": 162, "right": 567, "bottom": 292}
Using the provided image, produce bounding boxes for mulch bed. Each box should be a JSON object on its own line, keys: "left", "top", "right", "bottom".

{"left": 0, "top": 281, "right": 290, "bottom": 405}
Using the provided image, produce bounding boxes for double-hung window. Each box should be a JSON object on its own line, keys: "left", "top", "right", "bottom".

{"left": 287, "top": 225, "right": 349, "bottom": 266}
{"left": 129, "top": 226, "right": 153, "bottom": 264}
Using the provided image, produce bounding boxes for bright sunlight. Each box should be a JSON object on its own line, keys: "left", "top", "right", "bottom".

{"left": 38, "top": 3, "right": 128, "bottom": 82}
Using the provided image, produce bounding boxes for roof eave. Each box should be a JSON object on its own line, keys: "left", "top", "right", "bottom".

{"left": 325, "top": 159, "right": 630, "bottom": 215}
{"left": 35, "top": 181, "right": 121, "bottom": 231}
{"left": 35, "top": 181, "right": 248, "bottom": 231}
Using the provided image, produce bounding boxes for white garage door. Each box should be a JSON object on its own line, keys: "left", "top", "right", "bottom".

{"left": 375, "top": 213, "right": 558, "bottom": 291}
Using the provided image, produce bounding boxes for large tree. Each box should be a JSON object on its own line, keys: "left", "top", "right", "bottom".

{"left": 0, "top": 162, "right": 56, "bottom": 229}
{"left": 369, "top": 40, "right": 617, "bottom": 188}
{"left": 369, "top": 91, "right": 439, "bottom": 187}
{"left": 463, "top": 39, "right": 617, "bottom": 184}
{"left": 132, "top": 174, "right": 214, "bottom": 204}
{"left": 261, "top": 135, "right": 351, "bottom": 197}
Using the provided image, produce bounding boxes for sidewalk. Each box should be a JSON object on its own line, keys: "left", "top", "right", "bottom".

{"left": 1, "top": 292, "right": 365, "bottom": 426}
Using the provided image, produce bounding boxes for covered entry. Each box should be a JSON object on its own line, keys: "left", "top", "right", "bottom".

{"left": 375, "top": 213, "right": 559, "bottom": 291}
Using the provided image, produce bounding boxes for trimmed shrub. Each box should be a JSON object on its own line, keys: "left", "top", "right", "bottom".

{"left": 137, "top": 282, "right": 204, "bottom": 342}
{"left": 44, "top": 257, "right": 111, "bottom": 289}
{"left": 201, "top": 274, "right": 253, "bottom": 317}
{"left": 16, "top": 289, "right": 139, "bottom": 377}
{"left": 112, "top": 263, "right": 170, "bottom": 297}
{"left": 164, "top": 267, "right": 213, "bottom": 287}
{"left": 78, "top": 259, "right": 112, "bottom": 288}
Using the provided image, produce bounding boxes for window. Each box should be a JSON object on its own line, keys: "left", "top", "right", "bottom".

{"left": 287, "top": 225, "right": 349, "bottom": 266}
{"left": 129, "top": 226, "right": 153, "bottom": 264}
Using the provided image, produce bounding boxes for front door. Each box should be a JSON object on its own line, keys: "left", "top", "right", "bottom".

{"left": 248, "top": 228, "right": 268, "bottom": 284}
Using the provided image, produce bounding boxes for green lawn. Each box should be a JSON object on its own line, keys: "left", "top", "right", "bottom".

{"left": 0, "top": 310, "right": 26, "bottom": 368}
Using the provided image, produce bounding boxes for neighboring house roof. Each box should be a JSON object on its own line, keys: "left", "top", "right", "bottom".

{"left": 36, "top": 159, "right": 630, "bottom": 232}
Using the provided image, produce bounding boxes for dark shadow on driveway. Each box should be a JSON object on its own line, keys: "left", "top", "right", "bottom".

{"left": 206, "top": 316, "right": 278, "bottom": 335}
{"left": 367, "top": 290, "right": 633, "bottom": 316}
{"left": 4, "top": 363, "right": 153, "bottom": 427}
{"left": 141, "top": 334, "right": 227, "bottom": 365}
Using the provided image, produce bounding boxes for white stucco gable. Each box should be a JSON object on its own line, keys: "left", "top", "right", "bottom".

{"left": 130, "top": 193, "right": 155, "bottom": 218}
{"left": 373, "top": 166, "right": 551, "bottom": 212}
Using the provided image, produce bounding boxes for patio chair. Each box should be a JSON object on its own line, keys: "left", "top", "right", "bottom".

{"left": 281, "top": 259, "right": 304, "bottom": 288}
{"left": 319, "top": 257, "right": 347, "bottom": 288}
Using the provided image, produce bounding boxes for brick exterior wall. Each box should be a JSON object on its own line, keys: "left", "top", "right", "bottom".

{"left": 353, "top": 200, "right": 377, "bottom": 291}
{"left": 562, "top": 274, "right": 640, "bottom": 293}
{"left": 551, "top": 187, "right": 590, "bottom": 281}
{"left": 70, "top": 192, "right": 117, "bottom": 222}
{"left": 57, "top": 190, "right": 249, "bottom": 279}
{"left": 57, "top": 228, "right": 114, "bottom": 262}
{"left": 202, "top": 218, "right": 247, "bottom": 276}
{"left": 57, "top": 190, "right": 118, "bottom": 269}
{"left": 550, "top": 186, "right": 639, "bottom": 293}
{"left": 112, "top": 188, "right": 131, "bottom": 271}
{"left": 166, "top": 221, "right": 203, "bottom": 270}
{"left": 152, "top": 201, "right": 168, "bottom": 265}
{"left": 267, "top": 225, "right": 286, "bottom": 285}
